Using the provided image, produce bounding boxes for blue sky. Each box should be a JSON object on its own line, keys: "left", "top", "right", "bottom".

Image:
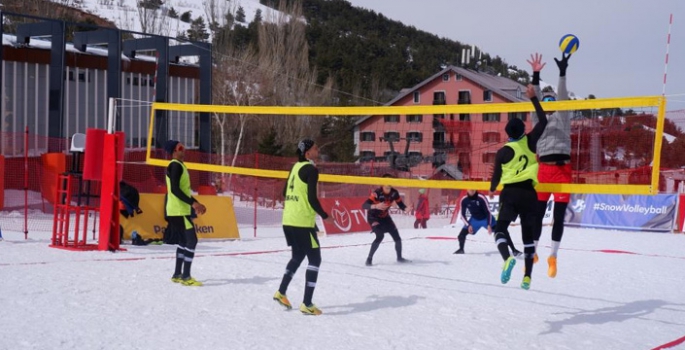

{"left": 346, "top": 0, "right": 685, "bottom": 110}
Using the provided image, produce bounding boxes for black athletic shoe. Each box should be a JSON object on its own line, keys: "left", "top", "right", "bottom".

{"left": 454, "top": 249, "right": 464, "bottom": 254}
{"left": 512, "top": 249, "right": 523, "bottom": 258}
{"left": 365, "top": 258, "right": 373, "bottom": 266}
{"left": 397, "top": 257, "right": 411, "bottom": 263}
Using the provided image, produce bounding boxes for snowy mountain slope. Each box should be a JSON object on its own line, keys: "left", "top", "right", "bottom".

{"left": 61, "top": 0, "right": 286, "bottom": 39}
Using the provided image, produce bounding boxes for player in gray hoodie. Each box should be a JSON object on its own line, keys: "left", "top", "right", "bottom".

{"left": 528, "top": 52, "right": 573, "bottom": 278}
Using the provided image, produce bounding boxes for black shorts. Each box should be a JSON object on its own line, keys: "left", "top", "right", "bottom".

{"left": 368, "top": 217, "right": 397, "bottom": 234}
{"left": 283, "top": 226, "right": 320, "bottom": 250}
{"left": 498, "top": 186, "right": 538, "bottom": 222}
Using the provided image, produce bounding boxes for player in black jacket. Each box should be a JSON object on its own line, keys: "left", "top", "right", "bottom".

{"left": 362, "top": 185, "right": 412, "bottom": 266}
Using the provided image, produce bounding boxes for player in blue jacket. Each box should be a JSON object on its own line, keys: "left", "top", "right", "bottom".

{"left": 454, "top": 190, "right": 521, "bottom": 256}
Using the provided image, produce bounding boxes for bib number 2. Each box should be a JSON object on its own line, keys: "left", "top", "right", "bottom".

{"left": 516, "top": 155, "right": 529, "bottom": 175}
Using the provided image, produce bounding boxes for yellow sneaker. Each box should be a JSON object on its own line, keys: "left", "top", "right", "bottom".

{"left": 521, "top": 276, "right": 531, "bottom": 290}
{"left": 181, "top": 277, "right": 203, "bottom": 286}
{"left": 533, "top": 253, "right": 539, "bottom": 264}
{"left": 299, "top": 303, "right": 322, "bottom": 316}
{"left": 171, "top": 274, "right": 183, "bottom": 283}
{"left": 548, "top": 256, "right": 557, "bottom": 278}
{"left": 273, "top": 291, "right": 292, "bottom": 310}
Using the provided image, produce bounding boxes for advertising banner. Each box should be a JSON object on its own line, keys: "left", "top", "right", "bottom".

{"left": 319, "top": 197, "right": 371, "bottom": 234}
{"left": 120, "top": 194, "right": 240, "bottom": 240}
{"left": 451, "top": 195, "right": 554, "bottom": 227}
{"left": 565, "top": 194, "right": 676, "bottom": 232}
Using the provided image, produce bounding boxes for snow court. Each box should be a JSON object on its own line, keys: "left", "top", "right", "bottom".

{"left": 0, "top": 227, "right": 684, "bottom": 350}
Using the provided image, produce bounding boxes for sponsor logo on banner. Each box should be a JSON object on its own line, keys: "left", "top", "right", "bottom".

{"left": 565, "top": 194, "right": 676, "bottom": 232}
{"left": 120, "top": 194, "right": 240, "bottom": 240}
{"left": 320, "top": 197, "right": 370, "bottom": 234}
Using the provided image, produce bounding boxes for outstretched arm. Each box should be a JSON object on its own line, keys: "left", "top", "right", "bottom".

{"left": 555, "top": 53, "right": 571, "bottom": 100}
{"left": 526, "top": 84, "right": 549, "bottom": 149}
{"left": 527, "top": 52, "right": 546, "bottom": 105}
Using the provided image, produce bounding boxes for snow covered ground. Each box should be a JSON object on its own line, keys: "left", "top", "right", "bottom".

{"left": 61, "top": 0, "right": 287, "bottom": 39}
{"left": 1, "top": 223, "right": 685, "bottom": 350}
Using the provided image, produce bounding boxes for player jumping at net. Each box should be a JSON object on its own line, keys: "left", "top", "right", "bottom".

{"left": 165, "top": 140, "right": 207, "bottom": 287}
{"left": 363, "top": 184, "right": 412, "bottom": 266}
{"left": 274, "top": 139, "right": 331, "bottom": 316}
{"left": 529, "top": 52, "right": 573, "bottom": 278}
{"left": 490, "top": 72, "right": 549, "bottom": 290}
{"left": 454, "top": 189, "right": 521, "bottom": 256}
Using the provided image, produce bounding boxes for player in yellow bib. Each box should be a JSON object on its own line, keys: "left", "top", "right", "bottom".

{"left": 164, "top": 140, "right": 206, "bottom": 287}
{"left": 489, "top": 77, "right": 549, "bottom": 290}
{"left": 274, "top": 139, "right": 331, "bottom": 316}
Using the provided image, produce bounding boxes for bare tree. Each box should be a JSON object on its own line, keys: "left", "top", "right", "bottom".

{"left": 256, "top": 0, "right": 333, "bottom": 148}
{"left": 137, "top": 1, "right": 169, "bottom": 35}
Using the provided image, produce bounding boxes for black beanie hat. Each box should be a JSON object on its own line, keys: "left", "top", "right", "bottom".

{"left": 164, "top": 140, "right": 180, "bottom": 155}
{"left": 297, "top": 139, "right": 315, "bottom": 156}
{"left": 505, "top": 118, "right": 525, "bottom": 140}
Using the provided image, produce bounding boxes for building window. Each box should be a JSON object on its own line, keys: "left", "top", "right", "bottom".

{"left": 483, "top": 132, "right": 501, "bottom": 143}
{"left": 483, "top": 90, "right": 493, "bottom": 102}
{"left": 360, "top": 151, "right": 375, "bottom": 162}
{"left": 458, "top": 91, "right": 471, "bottom": 104}
{"left": 433, "top": 91, "right": 446, "bottom": 104}
{"left": 456, "top": 73, "right": 463, "bottom": 81}
{"left": 482, "top": 152, "right": 497, "bottom": 164}
{"left": 360, "top": 132, "right": 375, "bottom": 142}
{"left": 433, "top": 131, "right": 445, "bottom": 144}
{"left": 406, "top": 132, "right": 423, "bottom": 143}
{"left": 517, "top": 88, "right": 522, "bottom": 99}
{"left": 508, "top": 112, "right": 527, "bottom": 122}
{"left": 459, "top": 114, "right": 470, "bottom": 121}
{"left": 406, "top": 115, "right": 423, "bottom": 123}
{"left": 413, "top": 91, "right": 420, "bottom": 103}
{"left": 384, "top": 115, "right": 400, "bottom": 123}
{"left": 442, "top": 73, "right": 450, "bottom": 81}
{"left": 383, "top": 131, "right": 400, "bottom": 141}
{"left": 482, "top": 113, "right": 501, "bottom": 122}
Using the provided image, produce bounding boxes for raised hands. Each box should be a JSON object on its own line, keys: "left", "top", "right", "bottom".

{"left": 526, "top": 53, "right": 546, "bottom": 73}
{"left": 554, "top": 52, "right": 572, "bottom": 76}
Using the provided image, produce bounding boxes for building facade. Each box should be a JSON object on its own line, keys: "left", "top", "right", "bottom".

{"left": 354, "top": 66, "right": 532, "bottom": 180}
{"left": 1, "top": 36, "right": 200, "bottom": 157}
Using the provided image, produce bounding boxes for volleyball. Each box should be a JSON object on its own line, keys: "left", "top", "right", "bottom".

{"left": 559, "top": 34, "right": 580, "bottom": 55}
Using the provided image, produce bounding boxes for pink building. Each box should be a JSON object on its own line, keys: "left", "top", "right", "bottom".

{"left": 354, "top": 66, "right": 532, "bottom": 180}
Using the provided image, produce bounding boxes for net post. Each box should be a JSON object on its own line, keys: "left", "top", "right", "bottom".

{"left": 24, "top": 125, "right": 28, "bottom": 239}
{"left": 107, "top": 97, "right": 116, "bottom": 134}
{"left": 253, "top": 152, "right": 259, "bottom": 238}
{"left": 651, "top": 96, "right": 668, "bottom": 194}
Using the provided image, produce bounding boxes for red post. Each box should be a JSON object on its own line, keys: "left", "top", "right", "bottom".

{"left": 253, "top": 152, "right": 258, "bottom": 238}
{"left": 24, "top": 126, "right": 28, "bottom": 239}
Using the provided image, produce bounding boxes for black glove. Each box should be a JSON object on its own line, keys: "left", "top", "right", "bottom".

{"left": 554, "top": 53, "right": 571, "bottom": 77}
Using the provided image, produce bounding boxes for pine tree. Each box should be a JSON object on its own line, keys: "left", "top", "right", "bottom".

{"left": 138, "top": 0, "right": 163, "bottom": 10}
{"left": 168, "top": 7, "right": 178, "bottom": 18}
{"left": 253, "top": 9, "right": 262, "bottom": 23}
{"left": 180, "top": 11, "right": 192, "bottom": 23}
{"left": 187, "top": 16, "right": 210, "bottom": 42}
{"left": 236, "top": 6, "right": 246, "bottom": 23}
{"left": 258, "top": 127, "right": 282, "bottom": 155}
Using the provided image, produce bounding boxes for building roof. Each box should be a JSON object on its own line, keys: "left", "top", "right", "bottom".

{"left": 356, "top": 65, "right": 528, "bottom": 126}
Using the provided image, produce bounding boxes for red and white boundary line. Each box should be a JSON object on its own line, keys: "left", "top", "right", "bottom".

{"left": 663, "top": 13, "right": 673, "bottom": 96}
{"left": 652, "top": 334, "right": 685, "bottom": 350}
